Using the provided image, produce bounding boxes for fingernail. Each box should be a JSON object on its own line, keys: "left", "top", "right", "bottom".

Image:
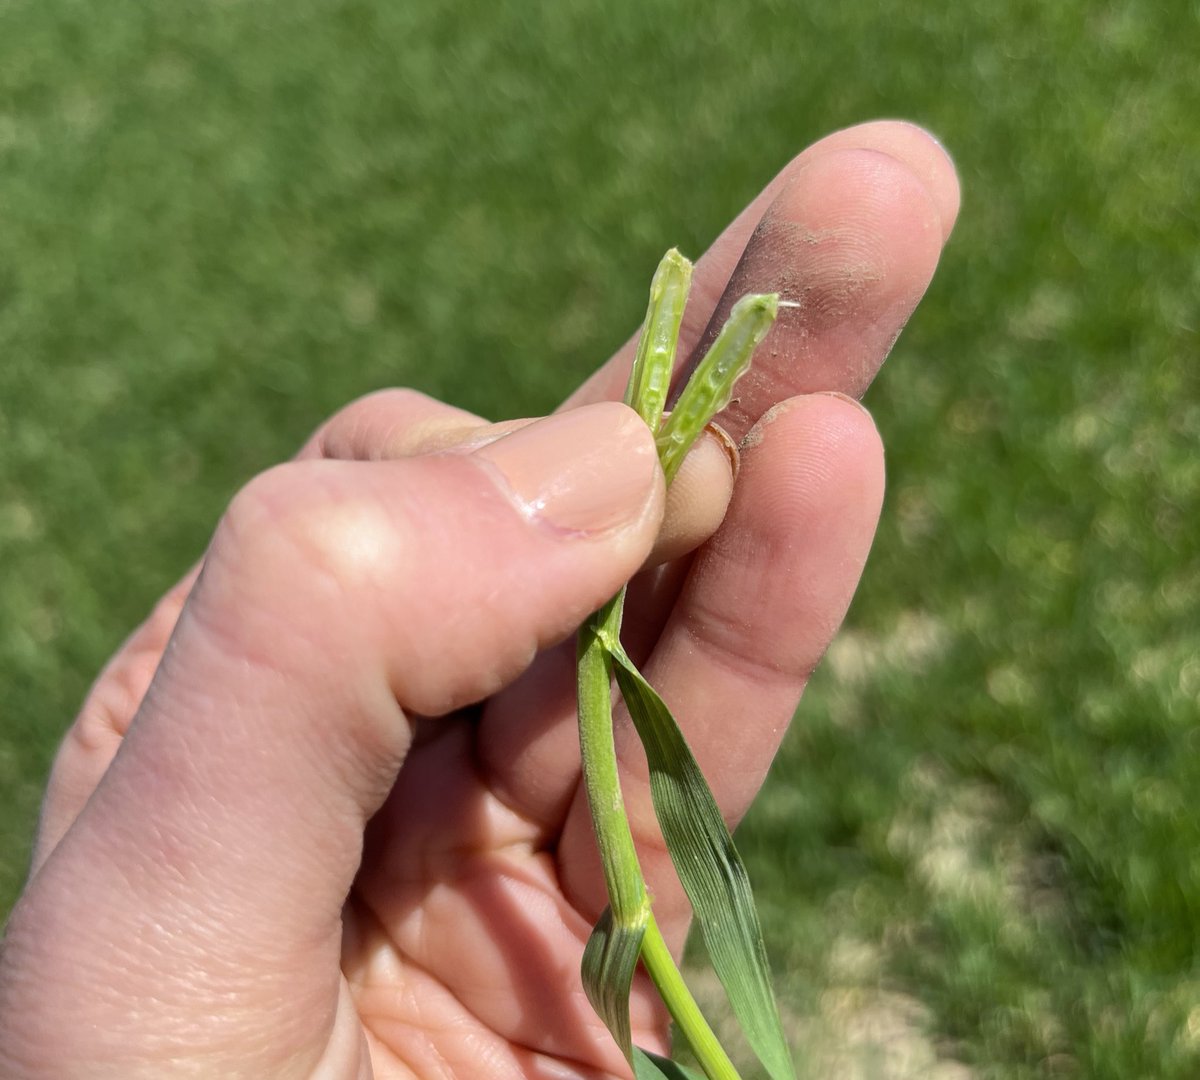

{"left": 474, "top": 402, "right": 660, "bottom": 535}
{"left": 704, "top": 421, "right": 741, "bottom": 481}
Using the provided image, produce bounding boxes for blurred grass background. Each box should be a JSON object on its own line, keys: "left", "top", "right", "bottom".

{"left": 1, "top": 0, "right": 1197, "bottom": 1076}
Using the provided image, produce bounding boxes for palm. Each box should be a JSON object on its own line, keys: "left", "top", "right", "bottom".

{"left": 342, "top": 700, "right": 652, "bottom": 1078}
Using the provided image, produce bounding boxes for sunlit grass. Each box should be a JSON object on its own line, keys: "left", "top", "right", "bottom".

{"left": 2, "top": 2, "right": 1196, "bottom": 1075}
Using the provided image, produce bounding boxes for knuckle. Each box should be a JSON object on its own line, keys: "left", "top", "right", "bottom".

{"left": 313, "top": 389, "right": 420, "bottom": 459}
{"left": 214, "top": 462, "right": 405, "bottom": 601}
{"left": 334, "top": 387, "right": 433, "bottom": 429}
{"left": 73, "top": 649, "right": 159, "bottom": 748}
{"left": 317, "top": 388, "right": 460, "bottom": 461}
{"left": 218, "top": 462, "right": 306, "bottom": 554}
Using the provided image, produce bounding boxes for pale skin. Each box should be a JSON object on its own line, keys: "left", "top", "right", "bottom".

{"left": 0, "top": 121, "right": 960, "bottom": 1078}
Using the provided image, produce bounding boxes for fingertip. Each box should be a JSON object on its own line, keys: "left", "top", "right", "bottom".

{"left": 796, "top": 119, "right": 961, "bottom": 242}
{"left": 738, "top": 391, "right": 886, "bottom": 527}
{"left": 808, "top": 389, "right": 885, "bottom": 458}
{"left": 689, "top": 144, "right": 948, "bottom": 433}
{"left": 893, "top": 122, "right": 962, "bottom": 240}
{"left": 772, "top": 145, "right": 946, "bottom": 271}
{"left": 648, "top": 424, "right": 738, "bottom": 566}
{"left": 744, "top": 387, "right": 883, "bottom": 454}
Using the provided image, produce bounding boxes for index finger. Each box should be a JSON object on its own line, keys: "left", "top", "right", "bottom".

{"left": 563, "top": 120, "right": 959, "bottom": 431}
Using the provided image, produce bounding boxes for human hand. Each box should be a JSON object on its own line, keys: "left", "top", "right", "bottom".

{"left": 0, "top": 121, "right": 958, "bottom": 1079}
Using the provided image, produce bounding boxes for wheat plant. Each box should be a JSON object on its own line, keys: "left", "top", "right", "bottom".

{"left": 576, "top": 250, "right": 794, "bottom": 1080}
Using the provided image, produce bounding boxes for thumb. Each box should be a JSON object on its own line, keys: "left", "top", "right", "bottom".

{"left": 0, "top": 402, "right": 662, "bottom": 1077}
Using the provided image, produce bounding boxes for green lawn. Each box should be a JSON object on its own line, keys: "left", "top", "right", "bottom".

{"left": 2, "top": 1, "right": 1197, "bottom": 1076}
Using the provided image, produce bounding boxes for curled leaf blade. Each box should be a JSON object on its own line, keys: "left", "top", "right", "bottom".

{"left": 582, "top": 905, "right": 649, "bottom": 1063}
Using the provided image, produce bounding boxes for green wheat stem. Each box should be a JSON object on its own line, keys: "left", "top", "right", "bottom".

{"left": 577, "top": 591, "right": 647, "bottom": 919}
{"left": 583, "top": 595, "right": 739, "bottom": 1080}
{"left": 641, "top": 915, "right": 741, "bottom": 1080}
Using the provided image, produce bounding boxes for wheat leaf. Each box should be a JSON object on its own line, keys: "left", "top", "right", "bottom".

{"left": 610, "top": 648, "right": 796, "bottom": 1080}
{"left": 581, "top": 905, "right": 649, "bottom": 1062}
